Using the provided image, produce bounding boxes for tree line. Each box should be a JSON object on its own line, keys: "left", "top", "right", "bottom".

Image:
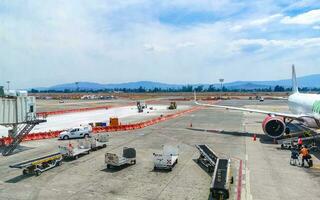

{"left": 29, "top": 85, "right": 320, "bottom": 93}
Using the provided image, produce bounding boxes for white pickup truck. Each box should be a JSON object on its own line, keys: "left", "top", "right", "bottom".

{"left": 153, "top": 145, "right": 179, "bottom": 171}
{"left": 59, "top": 126, "right": 92, "bottom": 140}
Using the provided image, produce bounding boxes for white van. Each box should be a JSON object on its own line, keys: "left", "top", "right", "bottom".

{"left": 59, "top": 126, "right": 92, "bottom": 140}
{"left": 153, "top": 145, "right": 179, "bottom": 171}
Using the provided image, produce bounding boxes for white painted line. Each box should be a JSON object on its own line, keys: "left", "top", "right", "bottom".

{"left": 245, "top": 168, "right": 253, "bottom": 200}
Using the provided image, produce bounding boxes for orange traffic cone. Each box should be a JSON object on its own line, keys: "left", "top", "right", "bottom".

{"left": 253, "top": 134, "right": 256, "bottom": 141}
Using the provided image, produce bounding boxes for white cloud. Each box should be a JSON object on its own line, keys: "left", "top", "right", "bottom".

{"left": 0, "top": 0, "right": 320, "bottom": 88}
{"left": 176, "top": 42, "right": 195, "bottom": 48}
{"left": 281, "top": 9, "right": 320, "bottom": 25}
{"left": 233, "top": 37, "right": 320, "bottom": 51}
{"left": 313, "top": 25, "right": 320, "bottom": 30}
{"left": 284, "top": 0, "right": 320, "bottom": 10}
{"left": 250, "top": 14, "right": 283, "bottom": 26}
{"left": 143, "top": 44, "right": 169, "bottom": 52}
{"left": 230, "top": 14, "right": 282, "bottom": 31}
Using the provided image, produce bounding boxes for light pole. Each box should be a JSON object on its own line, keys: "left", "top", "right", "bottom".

{"left": 6, "top": 81, "right": 10, "bottom": 92}
{"left": 75, "top": 82, "right": 79, "bottom": 92}
{"left": 219, "top": 79, "right": 224, "bottom": 99}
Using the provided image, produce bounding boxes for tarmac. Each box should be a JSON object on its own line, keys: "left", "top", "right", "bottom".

{"left": 0, "top": 100, "right": 320, "bottom": 200}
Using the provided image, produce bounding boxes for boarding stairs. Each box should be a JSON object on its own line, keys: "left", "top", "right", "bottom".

{"left": 2, "top": 119, "right": 46, "bottom": 156}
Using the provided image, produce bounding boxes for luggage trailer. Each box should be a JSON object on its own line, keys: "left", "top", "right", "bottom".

{"left": 105, "top": 147, "right": 136, "bottom": 169}
{"left": 59, "top": 134, "right": 109, "bottom": 159}
{"left": 9, "top": 153, "right": 62, "bottom": 176}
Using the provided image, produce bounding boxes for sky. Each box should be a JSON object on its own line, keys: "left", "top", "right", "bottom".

{"left": 0, "top": 0, "right": 320, "bottom": 88}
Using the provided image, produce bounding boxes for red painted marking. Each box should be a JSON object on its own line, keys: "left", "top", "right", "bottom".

{"left": 237, "top": 160, "right": 243, "bottom": 200}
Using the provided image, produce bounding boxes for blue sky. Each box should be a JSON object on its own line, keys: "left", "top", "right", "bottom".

{"left": 0, "top": 0, "right": 320, "bottom": 88}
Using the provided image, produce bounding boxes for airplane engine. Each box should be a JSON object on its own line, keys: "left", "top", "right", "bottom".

{"left": 262, "top": 116, "right": 286, "bottom": 138}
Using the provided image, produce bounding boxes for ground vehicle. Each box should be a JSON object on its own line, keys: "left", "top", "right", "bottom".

{"left": 9, "top": 153, "right": 63, "bottom": 176}
{"left": 59, "top": 140, "right": 91, "bottom": 159}
{"left": 59, "top": 125, "right": 92, "bottom": 140}
{"left": 105, "top": 147, "right": 136, "bottom": 169}
{"left": 211, "top": 158, "right": 232, "bottom": 200}
{"left": 89, "top": 134, "right": 109, "bottom": 150}
{"left": 153, "top": 145, "right": 179, "bottom": 171}
{"left": 137, "top": 101, "right": 147, "bottom": 113}
{"left": 168, "top": 102, "right": 177, "bottom": 110}
{"left": 195, "top": 144, "right": 218, "bottom": 173}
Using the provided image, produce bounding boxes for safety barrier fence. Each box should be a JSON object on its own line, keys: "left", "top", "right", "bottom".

{"left": 0, "top": 106, "right": 203, "bottom": 146}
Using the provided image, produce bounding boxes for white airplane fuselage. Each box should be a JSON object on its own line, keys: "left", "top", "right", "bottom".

{"left": 288, "top": 92, "right": 320, "bottom": 127}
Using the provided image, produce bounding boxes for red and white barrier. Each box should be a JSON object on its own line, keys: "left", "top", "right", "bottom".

{"left": 0, "top": 106, "right": 203, "bottom": 146}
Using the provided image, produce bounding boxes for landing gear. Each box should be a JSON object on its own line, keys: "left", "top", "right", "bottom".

{"left": 285, "top": 127, "right": 291, "bottom": 135}
{"left": 284, "top": 117, "right": 293, "bottom": 136}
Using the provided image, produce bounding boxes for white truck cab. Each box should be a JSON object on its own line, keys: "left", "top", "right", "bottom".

{"left": 59, "top": 126, "right": 92, "bottom": 140}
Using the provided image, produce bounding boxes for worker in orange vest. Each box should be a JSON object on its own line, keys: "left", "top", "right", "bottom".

{"left": 297, "top": 136, "right": 303, "bottom": 149}
{"left": 299, "top": 146, "right": 310, "bottom": 167}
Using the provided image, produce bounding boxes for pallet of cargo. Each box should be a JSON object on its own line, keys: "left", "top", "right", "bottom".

{"left": 9, "top": 152, "right": 62, "bottom": 176}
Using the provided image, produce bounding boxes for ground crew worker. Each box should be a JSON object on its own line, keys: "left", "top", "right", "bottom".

{"left": 290, "top": 148, "right": 299, "bottom": 166}
{"left": 299, "top": 146, "right": 309, "bottom": 167}
{"left": 297, "top": 136, "right": 303, "bottom": 149}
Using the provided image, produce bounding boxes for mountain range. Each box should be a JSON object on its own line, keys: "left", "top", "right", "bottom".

{"left": 31, "top": 74, "right": 320, "bottom": 91}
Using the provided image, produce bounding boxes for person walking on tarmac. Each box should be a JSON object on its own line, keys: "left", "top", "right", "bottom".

{"left": 299, "top": 145, "right": 310, "bottom": 167}
{"left": 297, "top": 136, "right": 303, "bottom": 149}
{"left": 290, "top": 148, "right": 299, "bottom": 166}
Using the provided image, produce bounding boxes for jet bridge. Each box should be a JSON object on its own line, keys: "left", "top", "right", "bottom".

{"left": 0, "top": 88, "right": 46, "bottom": 156}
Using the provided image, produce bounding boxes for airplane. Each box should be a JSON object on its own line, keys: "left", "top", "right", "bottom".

{"left": 194, "top": 65, "right": 320, "bottom": 139}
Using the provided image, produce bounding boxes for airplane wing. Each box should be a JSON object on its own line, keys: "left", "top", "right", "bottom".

{"left": 193, "top": 92, "right": 312, "bottom": 120}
